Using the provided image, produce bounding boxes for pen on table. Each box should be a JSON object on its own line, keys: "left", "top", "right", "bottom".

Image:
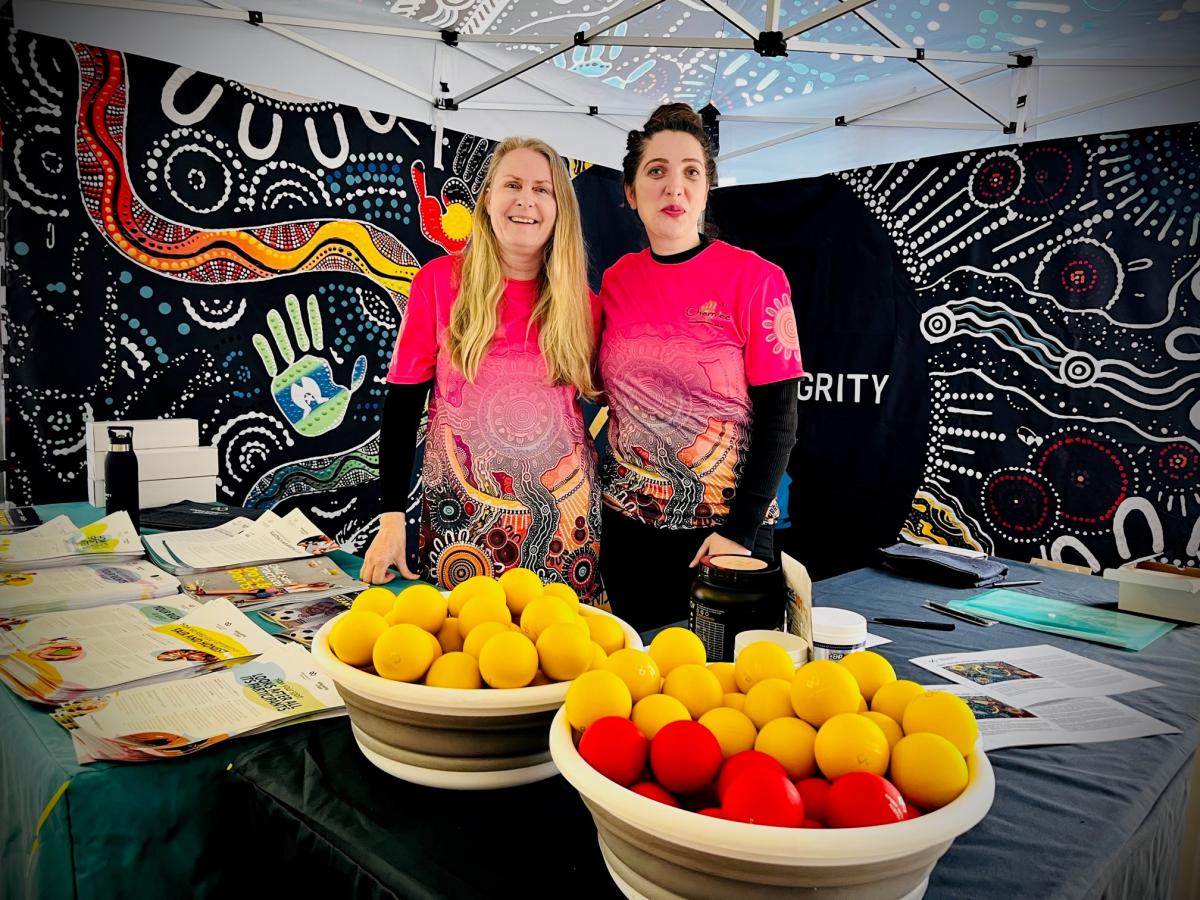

{"left": 871, "top": 617, "right": 955, "bottom": 632}
{"left": 924, "top": 601, "right": 995, "bottom": 627}
{"left": 993, "top": 580, "right": 1042, "bottom": 588}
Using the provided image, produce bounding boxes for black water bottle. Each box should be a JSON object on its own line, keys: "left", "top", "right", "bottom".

{"left": 104, "top": 426, "right": 140, "bottom": 531}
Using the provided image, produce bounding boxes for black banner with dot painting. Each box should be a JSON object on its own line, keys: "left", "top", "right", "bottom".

{"left": 712, "top": 124, "right": 1200, "bottom": 578}
{"left": 0, "top": 31, "right": 639, "bottom": 554}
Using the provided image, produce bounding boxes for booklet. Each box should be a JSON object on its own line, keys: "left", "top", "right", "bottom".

{"left": 55, "top": 643, "right": 345, "bottom": 764}
{"left": 910, "top": 644, "right": 1163, "bottom": 706}
{"left": 0, "top": 560, "right": 182, "bottom": 618}
{"left": 180, "top": 558, "right": 362, "bottom": 613}
{"left": 0, "top": 598, "right": 280, "bottom": 705}
{"left": 0, "top": 512, "right": 143, "bottom": 571}
{"left": 947, "top": 589, "right": 1175, "bottom": 651}
{"left": 930, "top": 684, "right": 1180, "bottom": 751}
{"left": 143, "top": 508, "right": 338, "bottom": 574}
{"left": 0, "top": 596, "right": 201, "bottom": 655}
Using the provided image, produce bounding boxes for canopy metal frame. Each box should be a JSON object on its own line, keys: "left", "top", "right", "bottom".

{"left": 40, "top": 0, "right": 1200, "bottom": 165}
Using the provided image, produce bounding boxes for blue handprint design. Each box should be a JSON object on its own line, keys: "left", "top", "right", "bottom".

{"left": 252, "top": 293, "right": 367, "bottom": 436}
{"left": 553, "top": 22, "right": 658, "bottom": 88}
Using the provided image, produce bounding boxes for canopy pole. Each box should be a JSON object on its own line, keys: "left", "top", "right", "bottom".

{"left": 694, "top": 0, "right": 760, "bottom": 40}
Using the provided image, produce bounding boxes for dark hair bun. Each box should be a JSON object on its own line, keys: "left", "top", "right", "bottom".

{"left": 646, "top": 103, "right": 703, "bottom": 129}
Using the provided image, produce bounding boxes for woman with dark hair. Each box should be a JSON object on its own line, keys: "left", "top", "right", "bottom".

{"left": 598, "top": 104, "right": 804, "bottom": 632}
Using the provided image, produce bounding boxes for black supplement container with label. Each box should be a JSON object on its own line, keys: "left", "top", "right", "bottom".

{"left": 688, "top": 554, "right": 785, "bottom": 662}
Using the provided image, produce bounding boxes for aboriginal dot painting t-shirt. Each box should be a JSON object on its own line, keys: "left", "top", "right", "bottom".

{"left": 599, "top": 240, "right": 804, "bottom": 531}
{"left": 387, "top": 254, "right": 602, "bottom": 601}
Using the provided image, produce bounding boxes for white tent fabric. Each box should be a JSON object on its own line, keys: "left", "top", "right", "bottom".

{"left": 14, "top": 0, "right": 1200, "bottom": 184}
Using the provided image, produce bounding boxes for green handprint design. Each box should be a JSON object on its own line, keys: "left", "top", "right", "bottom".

{"left": 253, "top": 293, "right": 367, "bottom": 437}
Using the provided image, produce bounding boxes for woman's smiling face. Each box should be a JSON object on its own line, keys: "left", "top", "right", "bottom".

{"left": 485, "top": 147, "right": 558, "bottom": 262}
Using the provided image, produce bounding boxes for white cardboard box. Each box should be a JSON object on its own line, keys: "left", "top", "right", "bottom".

{"left": 87, "top": 446, "right": 218, "bottom": 483}
{"left": 89, "top": 475, "right": 218, "bottom": 509}
{"left": 1103, "top": 562, "right": 1200, "bottom": 625}
{"left": 86, "top": 419, "right": 200, "bottom": 452}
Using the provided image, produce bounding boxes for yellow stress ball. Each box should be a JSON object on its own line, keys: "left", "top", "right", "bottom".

{"left": 837, "top": 650, "right": 897, "bottom": 703}
{"left": 743, "top": 677, "right": 795, "bottom": 730}
{"left": 457, "top": 595, "right": 511, "bottom": 640}
{"left": 790, "top": 660, "right": 862, "bottom": 727}
{"left": 373, "top": 623, "right": 437, "bottom": 682}
{"left": 723, "top": 692, "right": 747, "bottom": 713}
{"left": 520, "top": 596, "right": 577, "bottom": 643}
{"left": 871, "top": 680, "right": 926, "bottom": 726}
{"left": 462, "top": 621, "right": 510, "bottom": 659}
{"left": 589, "top": 642, "right": 608, "bottom": 671}
{"left": 902, "top": 691, "right": 979, "bottom": 755}
{"left": 813, "top": 713, "right": 890, "bottom": 779}
{"left": 890, "top": 732, "right": 969, "bottom": 809}
{"left": 565, "top": 670, "right": 632, "bottom": 730}
{"left": 436, "top": 617, "right": 464, "bottom": 654}
{"left": 499, "top": 567, "right": 544, "bottom": 616}
{"left": 585, "top": 615, "right": 626, "bottom": 655}
{"left": 734, "top": 641, "right": 794, "bottom": 692}
{"left": 631, "top": 693, "right": 691, "bottom": 740}
{"left": 424, "top": 651, "right": 482, "bottom": 689}
{"left": 543, "top": 581, "right": 582, "bottom": 612}
{"left": 861, "top": 711, "right": 904, "bottom": 750}
{"left": 603, "top": 648, "right": 663, "bottom": 703}
{"left": 478, "top": 632, "right": 538, "bottom": 688}
{"left": 755, "top": 716, "right": 817, "bottom": 780}
{"left": 536, "top": 621, "right": 594, "bottom": 682}
{"left": 707, "top": 662, "right": 738, "bottom": 695}
{"left": 351, "top": 586, "right": 397, "bottom": 617}
{"left": 328, "top": 610, "right": 387, "bottom": 667}
{"left": 648, "top": 627, "right": 706, "bottom": 676}
{"left": 699, "top": 707, "right": 758, "bottom": 758}
{"left": 448, "top": 575, "right": 504, "bottom": 617}
{"left": 663, "top": 663, "right": 724, "bottom": 719}
{"left": 387, "top": 583, "right": 447, "bottom": 633}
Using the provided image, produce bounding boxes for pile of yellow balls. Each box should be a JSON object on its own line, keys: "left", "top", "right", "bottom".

{"left": 564, "top": 628, "right": 979, "bottom": 811}
{"left": 327, "top": 568, "right": 628, "bottom": 689}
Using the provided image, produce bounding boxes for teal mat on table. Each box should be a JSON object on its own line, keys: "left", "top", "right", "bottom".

{"left": 0, "top": 503, "right": 404, "bottom": 900}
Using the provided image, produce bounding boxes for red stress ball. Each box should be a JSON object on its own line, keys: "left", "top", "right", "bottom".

{"left": 716, "top": 750, "right": 787, "bottom": 801}
{"left": 826, "top": 772, "right": 908, "bottom": 828}
{"left": 722, "top": 768, "right": 806, "bottom": 828}
{"left": 794, "top": 777, "right": 832, "bottom": 825}
{"left": 630, "top": 782, "right": 679, "bottom": 807}
{"left": 650, "top": 720, "right": 723, "bottom": 795}
{"left": 579, "top": 716, "right": 649, "bottom": 786}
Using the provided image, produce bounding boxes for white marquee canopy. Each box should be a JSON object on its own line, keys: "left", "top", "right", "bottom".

{"left": 14, "top": 0, "right": 1200, "bottom": 183}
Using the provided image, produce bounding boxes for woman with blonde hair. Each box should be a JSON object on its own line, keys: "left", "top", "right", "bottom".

{"left": 362, "top": 137, "right": 602, "bottom": 601}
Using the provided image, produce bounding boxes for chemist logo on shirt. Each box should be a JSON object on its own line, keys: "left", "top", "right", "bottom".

{"left": 686, "top": 298, "right": 732, "bottom": 326}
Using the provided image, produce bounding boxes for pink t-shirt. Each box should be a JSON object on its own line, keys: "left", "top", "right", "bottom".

{"left": 599, "top": 240, "right": 803, "bottom": 530}
{"left": 387, "top": 254, "right": 602, "bottom": 599}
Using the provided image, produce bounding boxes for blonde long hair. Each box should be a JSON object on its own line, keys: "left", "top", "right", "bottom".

{"left": 446, "top": 137, "right": 596, "bottom": 398}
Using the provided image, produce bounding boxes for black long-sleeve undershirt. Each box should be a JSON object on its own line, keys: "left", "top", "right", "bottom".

{"left": 717, "top": 378, "right": 800, "bottom": 549}
{"left": 379, "top": 379, "right": 432, "bottom": 513}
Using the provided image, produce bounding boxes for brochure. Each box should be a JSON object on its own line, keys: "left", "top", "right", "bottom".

{"left": 0, "top": 512, "right": 143, "bottom": 571}
{"left": 143, "top": 508, "right": 338, "bottom": 574}
{"left": 55, "top": 644, "right": 345, "bottom": 764}
{"left": 0, "top": 596, "right": 200, "bottom": 655}
{"left": 947, "top": 589, "right": 1175, "bottom": 651}
{"left": 0, "top": 598, "right": 280, "bottom": 705}
{"left": 931, "top": 684, "right": 1180, "bottom": 751}
{"left": 180, "top": 558, "right": 362, "bottom": 612}
{"left": 910, "top": 644, "right": 1162, "bottom": 706}
{"left": 0, "top": 560, "right": 182, "bottom": 618}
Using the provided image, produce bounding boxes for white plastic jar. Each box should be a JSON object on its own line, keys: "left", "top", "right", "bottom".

{"left": 810, "top": 607, "right": 867, "bottom": 661}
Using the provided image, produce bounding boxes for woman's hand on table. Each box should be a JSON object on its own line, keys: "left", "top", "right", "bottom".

{"left": 689, "top": 532, "right": 751, "bottom": 568}
{"left": 361, "top": 511, "right": 420, "bottom": 583}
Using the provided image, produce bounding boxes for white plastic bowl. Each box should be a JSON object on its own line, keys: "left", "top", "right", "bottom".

{"left": 549, "top": 705, "right": 995, "bottom": 898}
{"left": 312, "top": 605, "right": 641, "bottom": 789}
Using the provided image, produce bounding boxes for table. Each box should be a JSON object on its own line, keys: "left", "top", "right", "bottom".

{"left": 0, "top": 503, "right": 411, "bottom": 900}
{"left": 223, "top": 560, "right": 1200, "bottom": 899}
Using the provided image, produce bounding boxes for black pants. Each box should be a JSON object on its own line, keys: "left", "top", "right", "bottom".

{"left": 600, "top": 506, "right": 775, "bottom": 634}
